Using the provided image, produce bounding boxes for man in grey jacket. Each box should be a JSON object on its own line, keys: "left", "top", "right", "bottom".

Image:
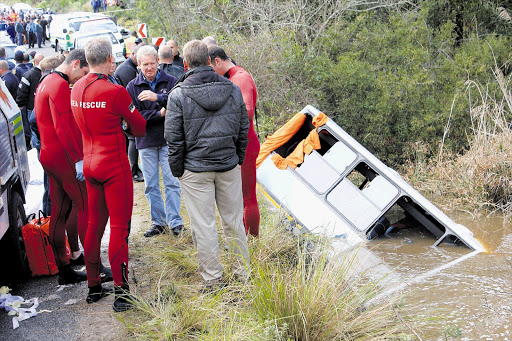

{"left": 164, "top": 39, "right": 250, "bottom": 291}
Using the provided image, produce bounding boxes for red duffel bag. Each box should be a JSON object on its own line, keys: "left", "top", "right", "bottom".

{"left": 22, "top": 211, "right": 71, "bottom": 276}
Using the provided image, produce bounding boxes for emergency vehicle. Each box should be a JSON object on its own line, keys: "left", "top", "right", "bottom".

{"left": 49, "top": 12, "right": 108, "bottom": 52}
{"left": 0, "top": 76, "right": 30, "bottom": 286}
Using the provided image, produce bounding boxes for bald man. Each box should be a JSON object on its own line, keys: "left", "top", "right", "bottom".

{"left": 166, "top": 39, "right": 184, "bottom": 69}
{"left": 0, "top": 60, "right": 19, "bottom": 98}
{"left": 158, "top": 45, "right": 184, "bottom": 79}
{"left": 202, "top": 36, "right": 217, "bottom": 47}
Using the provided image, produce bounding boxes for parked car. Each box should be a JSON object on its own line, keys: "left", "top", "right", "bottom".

{"left": 78, "top": 17, "right": 124, "bottom": 44}
{"left": 73, "top": 30, "right": 125, "bottom": 65}
{"left": 1, "top": 42, "right": 16, "bottom": 59}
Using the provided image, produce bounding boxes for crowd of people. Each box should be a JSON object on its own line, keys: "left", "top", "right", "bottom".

{"left": 0, "top": 34, "right": 260, "bottom": 310}
{"left": 2, "top": 7, "right": 51, "bottom": 48}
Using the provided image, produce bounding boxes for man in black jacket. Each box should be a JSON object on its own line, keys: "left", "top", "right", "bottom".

{"left": 166, "top": 40, "right": 184, "bottom": 70}
{"left": 16, "top": 53, "right": 43, "bottom": 132}
{"left": 158, "top": 45, "right": 184, "bottom": 80}
{"left": 16, "top": 53, "right": 50, "bottom": 214}
{"left": 164, "top": 39, "right": 250, "bottom": 291}
{"left": 114, "top": 43, "right": 144, "bottom": 87}
{"left": 114, "top": 43, "right": 145, "bottom": 182}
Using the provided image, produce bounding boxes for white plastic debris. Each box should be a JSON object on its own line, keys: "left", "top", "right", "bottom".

{"left": 63, "top": 298, "right": 80, "bottom": 306}
{"left": 56, "top": 284, "right": 73, "bottom": 292}
{"left": 0, "top": 289, "right": 39, "bottom": 329}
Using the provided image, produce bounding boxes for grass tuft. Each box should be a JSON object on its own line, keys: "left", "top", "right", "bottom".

{"left": 120, "top": 198, "right": 417, "bottom": 340}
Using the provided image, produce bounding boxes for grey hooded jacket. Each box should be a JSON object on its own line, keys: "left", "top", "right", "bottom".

{"left": 164, "top": 66, "right": 249, "bottom": 177}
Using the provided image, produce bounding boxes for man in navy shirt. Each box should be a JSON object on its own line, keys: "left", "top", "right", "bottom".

{"left": 13, "top": 51, "right": 31, "bottom": 81}
{"left": 0, "top": 60, "right": 20, "bottom": 97}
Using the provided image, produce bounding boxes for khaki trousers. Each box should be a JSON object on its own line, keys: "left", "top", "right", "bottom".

{"left": 180, "top": 166, "right": 250, "bottom": 281}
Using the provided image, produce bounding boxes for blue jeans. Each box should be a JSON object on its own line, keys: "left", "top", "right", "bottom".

{"left": 139, "top": 145, "right": 183, "bottom": 228}
{"left": 16, "top": 33, "right": 24, "bottom": 46}
{"left": 36, "top": 148, "right": 52, "bottom": 216}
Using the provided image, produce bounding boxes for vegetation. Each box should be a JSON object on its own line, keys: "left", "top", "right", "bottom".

{"left": 404, "top": 66, "right": 512, "bottom": 215}
{"left": 118, "top": 201, "right": 422, "bottom": 340}
{"left": 21, "top": 1, "right": 512, "bottom": 168}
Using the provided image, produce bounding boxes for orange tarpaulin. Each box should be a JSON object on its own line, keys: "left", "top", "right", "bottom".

{"left": 256, "top": 112, "right": 328, "bottom": 169}
{"left": 256, "top": 112, "right": 306, "bottom": 168}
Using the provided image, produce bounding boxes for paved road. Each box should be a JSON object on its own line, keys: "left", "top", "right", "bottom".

{"left": 0, "top": 31, "right": 59, "bottom": 58}
{"left": 14, "top": 42, "right": 59, "bottom": 58}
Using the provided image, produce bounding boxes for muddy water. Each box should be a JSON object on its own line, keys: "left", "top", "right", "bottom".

{"left": 370, "top": 213, "right": 512, "bottom": 340}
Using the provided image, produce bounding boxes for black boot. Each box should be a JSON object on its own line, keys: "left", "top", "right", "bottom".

{"left": 112, "top": 263, "right": 135, "bottom": 312}
{"left": 99, "top": 262, "right": 113, "bottom": 283}
{"left": 69, "top": 253, "right": 85, "bottom": 266}
{"left": 112, "top": 284, "right": 135, "bottom": 312}
{"left": 58, "top": 264, "right": 87, "bottom": 285}
{"left": 86, "top": 284, "right": 111, "bottom": 303}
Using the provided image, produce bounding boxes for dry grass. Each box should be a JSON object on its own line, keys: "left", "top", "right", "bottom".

{"left": 117, "top": 194, "right": 418, "bottom": 340}
{"left": 403, "top": 66, "right": 512, "bottom": 216}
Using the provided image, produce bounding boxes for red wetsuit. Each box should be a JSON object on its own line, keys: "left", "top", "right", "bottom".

{"left": 71, "top": 73, "right": 146, "bottom": 287}
{"left": 228, "top": 66, "right": 260, "bottom": 236}
{"left": 34, "top": 71, "right": 88, "bottom": 266}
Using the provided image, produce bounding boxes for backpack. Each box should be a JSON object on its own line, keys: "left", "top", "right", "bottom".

{"left": 21, "top": 211, "right": 71, "bottom": 276}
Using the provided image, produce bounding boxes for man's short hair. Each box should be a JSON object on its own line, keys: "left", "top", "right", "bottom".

{"left": 34, "top": 53, "right": 44, "bottom": 66}
{"left": 23, "top": 53, "right": 29, "bottom": 62}
{"left": 202, "top": 36, "right": 217, "bottom": 47}
{"left": 158, "top": 45, "right": 173, "bottom": 60}
{"left": 0, "top": 60, "right": 9, "bottom": 71}
{"left": 85, "top": 38, "right": 112, "bottom": 67}
{"left": 137, "top": 45, "right": 157, "bottom": 64}
{"left": 183, "top": 40, "right": 208, "bottom": 69}
{"left": 65, "top": 48, "right": 88, "bottom": 68}
{"left": 208, "top": 46, "right": 229, "bottom": 63}
{"left": 40, "top": 54, "right": 65, "bottom": 73}
{"left": 131, "top": 42, "right": 146, "bottom": 57}
{"left": 0, "top": 46, "right": 5, "bottom": 58}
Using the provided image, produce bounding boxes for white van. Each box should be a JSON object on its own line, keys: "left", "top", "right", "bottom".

{"left": 257, "top": 105, "right": 484, "bottom": 252}
{"left": 49, "top": 12, "right": 108, "bottom": 52}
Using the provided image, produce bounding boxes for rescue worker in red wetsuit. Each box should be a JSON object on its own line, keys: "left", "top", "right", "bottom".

{"left": 34, "top": 49, "right": 91, "bottom": 284}
{"left": 71, "top": 38, "right": 146, "bottom": 311}
{"left": 208, "top": 46, "right": 261, "bottom": 236}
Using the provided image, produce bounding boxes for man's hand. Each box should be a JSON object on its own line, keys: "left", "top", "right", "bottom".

{"left": 75, "top": 160, "right": 85, "bottom": 181}
{"left": 160, "top": 107, "right": 166, "bottom": 117}
{"left": 138, "top": 90, "right": 158, "bottom": 102}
